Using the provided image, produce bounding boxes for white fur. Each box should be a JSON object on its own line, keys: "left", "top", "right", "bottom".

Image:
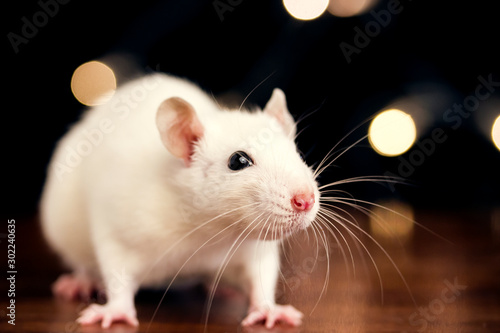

{"left": 40, "top": 73, "right": 319, "bottom": 327}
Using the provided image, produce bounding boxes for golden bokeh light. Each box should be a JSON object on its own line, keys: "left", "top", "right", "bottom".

{"left": 71, "top": 61, "right": 116, "bottom": 106}
{"left": 328, "top": 0, "right": 377, "bottom": 17}
{"left": 368, "top": 109, "right": 417, "bottom": 157}
{"left": 283, "top": 0, "right": 329, "bottom": 20}
{"left": 492, "top": 115, "right": 500, "bottom": 151}
{"left": 369, "top": 200, "right": 415, "bottom": 241}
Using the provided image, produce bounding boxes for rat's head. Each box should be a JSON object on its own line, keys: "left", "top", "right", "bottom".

{"left": 156, "top": 89, "right": 319, "bottom": 240}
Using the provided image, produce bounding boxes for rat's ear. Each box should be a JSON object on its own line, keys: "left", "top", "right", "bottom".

{"left": 263, "top": 88, "right": 296, "bottom": 137}
{"left": 156, "top": 97, "right": 204, "bottom": 167}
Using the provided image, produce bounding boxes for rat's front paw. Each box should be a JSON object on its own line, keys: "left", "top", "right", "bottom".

{"left": 242, "top": 304, "right": 303, "bottom": 329}
{"left": 77, "top": 303, "right": 138, "bottom": 328}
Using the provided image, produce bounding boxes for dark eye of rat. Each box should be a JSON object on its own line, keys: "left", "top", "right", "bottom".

{"left": 228, "top": 151, "right": 253, "bottom": 171}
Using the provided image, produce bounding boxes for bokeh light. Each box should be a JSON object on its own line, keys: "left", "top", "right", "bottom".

{"left": 368, "top": 109, "right": 417, "bottom": 157}
{"left": 283, "top": 0, "right": 329, "bottom": 20}
{"left": 492, "top": 115, "right": 500, "bottom": 151}
{"left": 369, "top": 200, "right": 415, "bottom": 241}
{"left": 71, "top": 61, "right": 116, "bottom": 106}
{"left": 328, "top": 0, "right": 378, "bottom": 17}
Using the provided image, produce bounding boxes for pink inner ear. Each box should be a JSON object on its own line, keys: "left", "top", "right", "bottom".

{"left": 179, "top": 117, "right": 204, "bottom": 167}
{"left": 157, "top": 97, "right": 204, "bottom": 167}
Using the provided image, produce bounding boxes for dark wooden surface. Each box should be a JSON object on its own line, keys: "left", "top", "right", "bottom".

{"left": 1, "top": 205, "right": 500, "bottom": 333}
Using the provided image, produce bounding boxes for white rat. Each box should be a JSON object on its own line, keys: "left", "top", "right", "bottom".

{"left": 40, "top": 73, "right": 320, "bottom": 328}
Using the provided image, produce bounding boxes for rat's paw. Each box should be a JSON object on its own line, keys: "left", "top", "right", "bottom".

{"left": 77, "top": 303, "right": 138, "bottom": 328}
{"left": 52, "top": 273, "right": 95, "bottom": 301}
{"left": 242, "top": 304, "right": 303, "bottom": 329}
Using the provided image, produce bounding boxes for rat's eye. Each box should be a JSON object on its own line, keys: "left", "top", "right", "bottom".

{"left": 228, "top": 151, "right": 254, "bottom": 171}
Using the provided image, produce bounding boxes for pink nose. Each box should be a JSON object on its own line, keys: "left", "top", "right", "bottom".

{"left": 291, "top": 192, "right": 315, "bottom": 212}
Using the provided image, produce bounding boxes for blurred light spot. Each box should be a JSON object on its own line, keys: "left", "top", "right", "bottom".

{"left": 71, "top": 61, "right": 116, "bottom": 106}
{"left": 368, "top": 109, "right": 417, "bottom": 157}
{"left": 492, "top": 115, "right": 500, "bottom": 151}
{"left": 283, "top": 0, "right": 329, "bottom": 20}
{"left": 369, "top": 200, "right": 415, "bottom": 241}
{"left": 328, "top": 0, "right": 377, "bottom": 17}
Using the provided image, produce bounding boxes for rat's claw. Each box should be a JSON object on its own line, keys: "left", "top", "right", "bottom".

{"left": 242, "top": 304, "right": 303, "bottom": 328}
{"left": 77, "top": 303, "right": 138, "bottom": 328}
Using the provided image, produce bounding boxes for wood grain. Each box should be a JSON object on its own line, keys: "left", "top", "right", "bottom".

{"left": 1, "top": 206, "right": 499, "bottom": 332}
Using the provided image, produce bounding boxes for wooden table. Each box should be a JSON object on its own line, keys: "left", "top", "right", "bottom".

{"left": 1, "top": 205, "right": 499, "bottom": 332}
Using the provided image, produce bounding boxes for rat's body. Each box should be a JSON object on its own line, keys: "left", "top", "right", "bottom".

{"left": 40, "top": 73, "right": 319, "bottom": 328}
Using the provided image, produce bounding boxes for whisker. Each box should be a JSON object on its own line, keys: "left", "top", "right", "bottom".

{"left": 204, "top": 211, "right": 268, "bottom": 329}
{"left": 314, "top": 134, "right": 369, "bottom": 180}
{"left": 294, "top": 124, "right": 311, "bottom": 143}
{"left": 323, "top": 206, "right": 421, "bottom": 306}
{"left": 320, "top": 200, "right": 373, "bottom": 223}
{"left": 279, "top": 218, "right": 297, "bottom": 294}
{"left": 256, "top": 214, "right": 282, "bottom": 304}
{"left": 145, "top": 203, "right": 261, "bottom": 332}
{"left": 321, "top": 197, "right": 413, "bottom": 263}
{"left": 210, "top": 91, "right": 223, "bottom": 110}
{"left": 306, "top": 221, "right": 322, "bottom": 272}
{"left": 294, "top": 100, "right": 325, "bottom": 134}
{"left": 238, "top": 71, "right": 276, "bottom": 112}
{"left": 320, "top": 201, "right": 377, "bottom": 269}
{"left": 312, "top": 115, "right": 377, "bottom": 180}
{"left": 318, "top": 208, "right": 387, "bottom": 304}
{"left": 143, "top": 202, "right": 261, "bottom": 286}
{"left": 306, "top": 219, "right": 331, "bottom": 315}
{"left": 315, "top": 211, "right": 355, "bottom": 278}
{"left": 281, "top": 227, "right": 293, "bottom": 266}
{"left": 320, "top": 196, "right": 452, "bottom": 244}
{"left": 325, "top": 198, "right": 411, "bottom": 249}
{"left": 293, "top": 101, "right": 327, "bottom": 149}
{"left": 318, "top": 175, "right": 409, "bottom": 191}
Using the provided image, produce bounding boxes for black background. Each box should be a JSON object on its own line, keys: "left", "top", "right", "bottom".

{"left": 4, "top": 0, "right": 500, "bottom": 216}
